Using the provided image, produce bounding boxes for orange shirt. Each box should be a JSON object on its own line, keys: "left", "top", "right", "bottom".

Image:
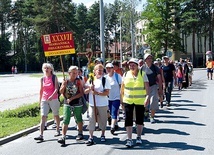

{"left": 206, "top": 61, "right": 213, "bottom": 68}
{"left": 114, "top": 68, "right": 123, "bottom": 76}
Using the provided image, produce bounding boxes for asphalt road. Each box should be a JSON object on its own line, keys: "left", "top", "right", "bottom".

{"left": 0, "top": 73, "right": 40, "bottom": 111}
{"left": 0, "top": 69, "right": 214, "bottom": 155}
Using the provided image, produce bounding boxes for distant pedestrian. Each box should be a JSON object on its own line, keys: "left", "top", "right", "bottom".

{"left": 121, "top": 58, "right": 149, "bottom": 147}
{"left": 11, "top": 66, "right": 15, "bottom": 74}
{"left": 187, "top": 62, "right": 193, "bottom": 86}
{"left": 34, "top": 63, "right": 60, "bottom": 141}
{"left": 57, "top": 66, "right": 84, "bottom": 145}
{"left": 14, "top": 66, "right": 17, "bottom": 74}
{"left": 112, "top": 60, "right": 123, "bottom": 76}
{"left": 161, "top": 56, "right": 177, "bottom": 107}
{"left": 138, "top": 58, "right": 144, "bottom": 68}
{"left": 176, "top": 64, "right": 184, "bottom": 90}
{"left": 206, "top": 58, "right": 213, "bottom": 80}
{"left": 143, "top": 53, "right": 163, "bottom": 123}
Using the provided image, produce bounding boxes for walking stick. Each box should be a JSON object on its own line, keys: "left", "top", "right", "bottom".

{"left": 90, "top": 75, "right": 97, "bottom": 122}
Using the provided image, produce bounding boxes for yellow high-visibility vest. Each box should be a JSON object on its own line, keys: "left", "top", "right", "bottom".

{"left": 123, "top": 70, "right": 146, "bottom": 105}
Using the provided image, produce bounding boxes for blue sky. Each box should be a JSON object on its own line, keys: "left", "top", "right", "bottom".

{"left": 72, "top": 0, "right": 147, "bottom": 11}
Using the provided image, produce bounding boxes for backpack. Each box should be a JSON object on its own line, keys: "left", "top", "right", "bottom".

{"left": 89, "top": 76, "right": 106, "bottom": 89}
{"left": 114, "top": 72, "right": 120, "bottom": 85}
{"left": 41, "top": 74, "right": 60, "bottom": 101}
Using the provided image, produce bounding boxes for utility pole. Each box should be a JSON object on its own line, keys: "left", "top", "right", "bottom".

{"left": 131, "top": 0, "right": 135, "bottom": 58}
{"left": 100, "top": 0, "right": 105, "bottom": 63}
{"left": 120, "top": 16, "right": 123, "bottom": 68}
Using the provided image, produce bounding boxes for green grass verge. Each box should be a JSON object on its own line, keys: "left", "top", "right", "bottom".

{"left": 0, "top": 101, "right": 64, "bottom": 138}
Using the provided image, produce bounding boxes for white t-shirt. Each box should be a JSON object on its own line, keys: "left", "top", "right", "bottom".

{"left": 85, "top": 76, "right": 111, "bottom": 107}
{"left": 105, "top": 73, "right": 122, "bottom": 101}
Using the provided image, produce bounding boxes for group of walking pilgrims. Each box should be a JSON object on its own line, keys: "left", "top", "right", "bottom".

{"left": 34, "top": 53, "right": 194, "bottom": 147}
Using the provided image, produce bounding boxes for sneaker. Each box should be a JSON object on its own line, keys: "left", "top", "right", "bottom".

{"left": 34, "top": 135, "right": 44, "bottom": 141}
{"left": 54, "top": 130, "right": 60, "bottom": 137}
{"left": 57, "top": 137, "right": 65, "bottom": 145}
{"left": 115, "top": 125, "right": 119, "bottom": 130}
{"left": 110, "top": 128, "right": 115, "bottom": 135}
{"left": 125, "top": 139, "right": 133, "bottom": 147}
{"left": 166, "top": 103, "right": 170, "bottom": 107}
{"left": 86, "top": 138, "right": 94, "bottom": 146}
{"left": 136, "top": 137, "right": 142, "bottom": 144}
{"left": 95, "top": 126, "right": 101, "bottom": 131}
{"left": 100, "top": 136, "right": 106, "bottom": 142}
{"left": 160, "top": 102, "right": 163, "bottom": 108}
{"left": 123, "top": 112, "right": 126, "bottom": 119}
{"left": 52, "top": 123, "right": 57, "bottom": 129}
{"left": 76, "top": 134, "right": 84, "bottom": 140}
{"left": 44, "top": 126, "right": 47, "bottom": 130}
{"left": 144, "top": 111, "right": 149, "bottom": 119}
{"left": 108, "top": 117, "right": 112, "bottom": 125}
{"left": 150, "top": 117, "right": 155, "bottom": 124}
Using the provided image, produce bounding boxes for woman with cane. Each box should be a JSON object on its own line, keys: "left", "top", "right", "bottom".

{"left": 84, "top": 64, "right": 111, "bottom": 146}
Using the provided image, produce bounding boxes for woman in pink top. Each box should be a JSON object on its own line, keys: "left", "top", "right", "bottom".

{"left": 176, "top": 64, "right": 184, "bottom": 90}
{"left": 34, "top": 63, "right": 60, "bottom": 141}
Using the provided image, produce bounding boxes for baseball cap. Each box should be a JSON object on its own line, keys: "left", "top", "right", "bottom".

{"left": 128, "top": 58, "right": 139, "bottom": 65}
{"left": 162, "top": 56, "right": 169, "bottom": 59}
{"left": 154, "top": 61, "right": 159, "bottom": 64}
{"left": 94, "top": 58, "right": 103, "bottom": 63}
{"left": 156, "top": 58, "right": 161, "bottom": 61}
{"left": 105, "top": 63, "right": 114, "bottom": 68}
{"left": 144, "top": 53, "right": 152, "bottom": 60}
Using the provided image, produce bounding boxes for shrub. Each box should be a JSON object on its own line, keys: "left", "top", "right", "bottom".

{"left": 0, "top": 103, "right": 40, "bottom": 118}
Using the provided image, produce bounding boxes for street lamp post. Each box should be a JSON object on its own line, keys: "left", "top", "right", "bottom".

{"left": 131, "top": 0, "right": 135, "bottom": 58}
{"left": 120, "top": 16, "right": 123, "bottom": 68}
{"left": 100, "top": 0, "right": 105, "bottom": 63}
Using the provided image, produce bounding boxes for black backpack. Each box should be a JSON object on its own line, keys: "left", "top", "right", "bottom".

{"left": 89, "top": 76, "right": 106, "bottom": 89}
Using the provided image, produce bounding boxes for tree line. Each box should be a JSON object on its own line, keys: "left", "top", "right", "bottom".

{"left": 0, "top": 0, "right": 213, "bottom": 72}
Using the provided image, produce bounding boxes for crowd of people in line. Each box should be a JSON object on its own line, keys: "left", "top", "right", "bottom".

{"left": 34, "top": 53, "right": 195, "bottom": 147}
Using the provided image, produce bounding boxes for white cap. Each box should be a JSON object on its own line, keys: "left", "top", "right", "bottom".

{"left": 154, "top": 61, "right": 159, "bottom": 64}
{"left": 162, "top": 56, "right": 169, "bottom": 59}
{"left": 144, "top": 53, "right": 152, "bottom": 60}
{"left": 128, "top": 58, "right": 139, "bottom": 65}
{"left": 105, "top": 63, "right": 114, "bottom": 68}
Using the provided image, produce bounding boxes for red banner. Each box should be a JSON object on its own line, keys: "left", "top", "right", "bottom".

{"left": 41, "top": 32, "right": 75, "bottom": 56}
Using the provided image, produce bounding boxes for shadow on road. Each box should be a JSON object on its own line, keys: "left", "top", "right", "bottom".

{"left": 157, "top": 120, "right": 205, "bottom": 126}
{"left": 144, "top": 127, "right": 190, "bottom": 135}
{"left": 155, "top": 115, "right": 189, "bottom": 119}
{"left": 112, "top": 141, "right": 205, "bottom": 151}
{"left": 187, "top": 80, "right": 207, "bottom": 90}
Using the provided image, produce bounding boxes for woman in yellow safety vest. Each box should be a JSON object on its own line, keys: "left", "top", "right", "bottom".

{"left": 121, "top": 58, "right": 150, "bottom": 147}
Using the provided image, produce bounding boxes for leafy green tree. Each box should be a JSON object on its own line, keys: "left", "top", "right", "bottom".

{"left": 141, "top": 0, "right": 182, "bottom": 57}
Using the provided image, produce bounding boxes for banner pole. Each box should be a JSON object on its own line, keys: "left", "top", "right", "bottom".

{"left": 60, "top": 55, "right": 65, "bottom": 80}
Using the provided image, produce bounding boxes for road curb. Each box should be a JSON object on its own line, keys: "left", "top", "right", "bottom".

{"left": 0, "top": 117, "right": 63, "bottom": 146}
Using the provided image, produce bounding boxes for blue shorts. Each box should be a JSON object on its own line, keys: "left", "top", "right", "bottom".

{"left": 177, "top": 77, "right": 183, "bottom": 83}
{"left": 207, "top": 68, "right": 213, "bottom": 73}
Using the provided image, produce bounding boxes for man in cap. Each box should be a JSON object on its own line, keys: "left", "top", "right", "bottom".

{"left": 95, "top": 58, "right": 103, "bottom": 65}
{"left": 143, "top": 53, "right": 163, "bottom": 123}
{"left": 161, "top": 56, "right": 177, "bottom": 106}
